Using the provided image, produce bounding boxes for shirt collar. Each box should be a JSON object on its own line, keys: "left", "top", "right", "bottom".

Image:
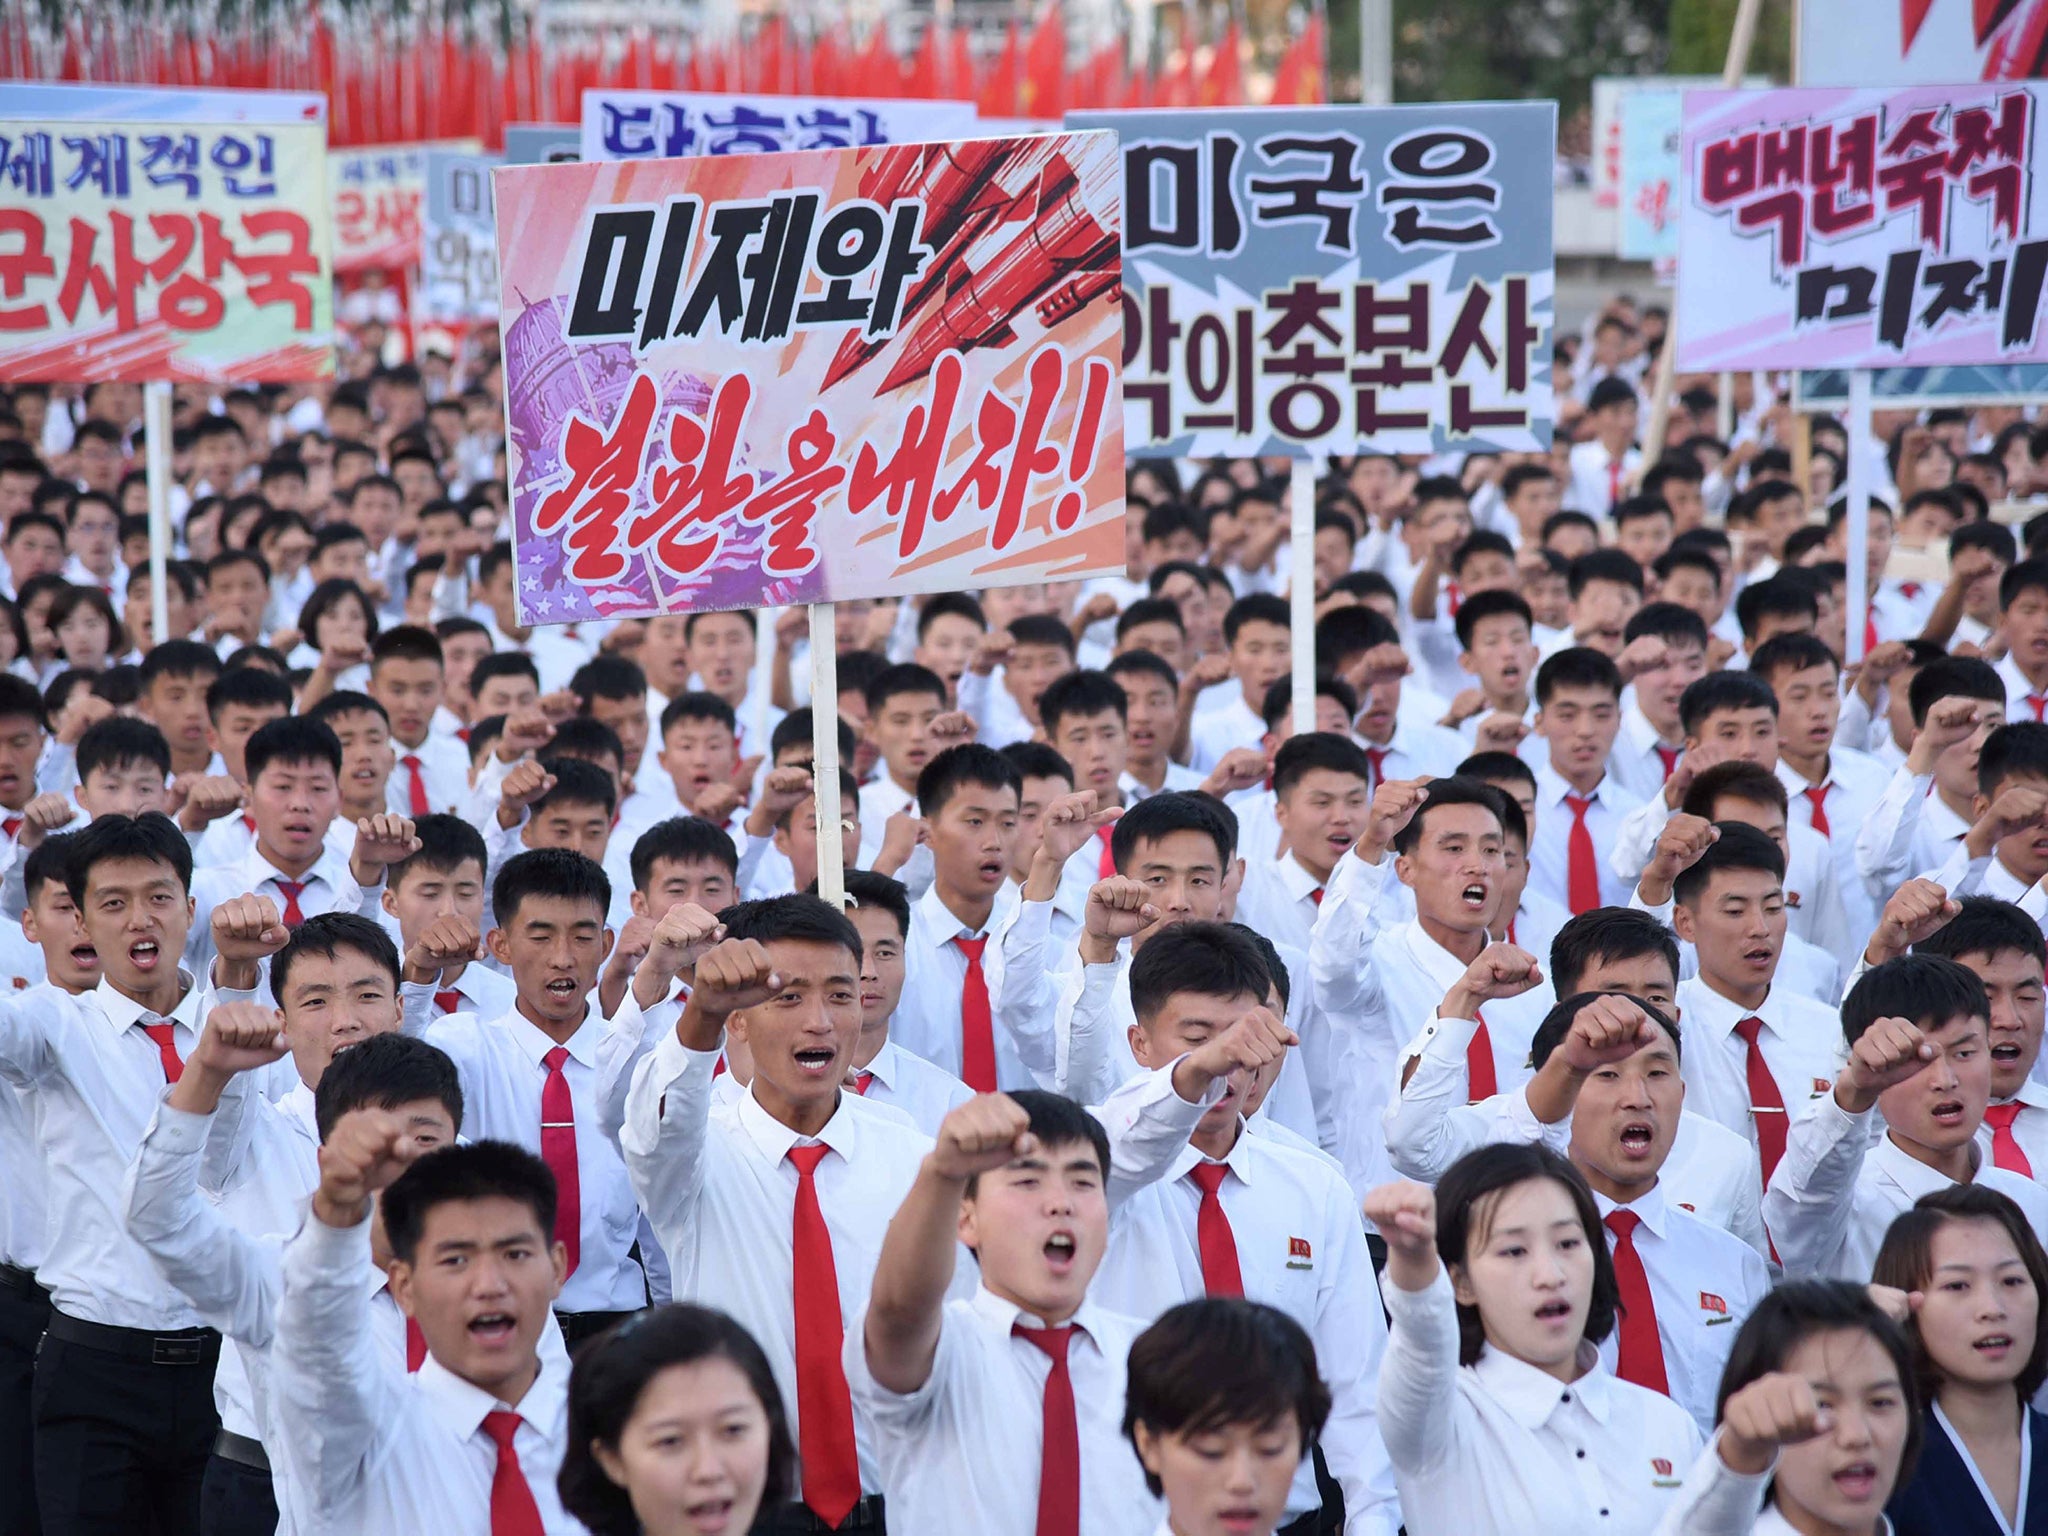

{"left": 1984, "top": 857, "right": 2035, "bottom": 903}
{"left": 1399, "top": 919, "right": 1481, "bottom": 995}
{"left": 2001, "top": 1077, "right": 2048, "bottom": 1111}
{"left": 1872, "top": 1132, "right": 1979, "bottom": 1201}
{"left": 1534, "top": 760, "right": 1606, "bottom": 808}
{"left": 1775, "top": 759, "right": 1822, "bottom": 794}
{"left": 1624, "top": 706, "right": 1677, "bottom": 755}
{"left": 242, "top": 840, "right": 349, "bottom": 894}
{"left": 969, "top": 1283, "right": 1110, "bottom": 1356}
{"left": 734, "top": 1083, "right": 858, "bottom": 1166}
{"left": 859, "top": 1038, "right": 902, "bottom": 1090}
{"left": 915, "top": 878, "right": 1013, "bottom": 943}
{"left": 414, "top": 1351, "right": 566, "bottom": 1444}
{"left": 494, "top": 1004, "right": 601, "bottom": 1070}
{"left": 1592, "top": 1181, "right": 1670, "bottom": 1239}
{"left": 1275, "top": 853, "right": 1325, "bottom": 903}
{"left": 1469, "top": 1343, "right": 1611, "bottom": 1428}
{"left": 1681, "top": 975, "right": 1778, "bottom": 1041}
{"left": 1167, "top": 1124, "right": 1256, "bottom": 1184}
{"left": 281, "top": 1080, "right": 319, "bottom": 1141}
{"left": 94, "top": 970, "right": 201, "bottom": 1033}
{"left": 1924, "top": 793, "right": 1973, "bottom": 841}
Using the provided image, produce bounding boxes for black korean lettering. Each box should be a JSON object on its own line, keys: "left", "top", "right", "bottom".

{"left": 1247, "top": 135, "right": 1364, "bottom": 252}
{"left": 1379, "top": 128, "right": 1500, "bottom": 248}
{"left": 1126, "top": 137, "right": 1242, "bottom": 255}
{"left": 1183, "top": 310, "right": 1254, "bottom": 433}
{"left": 1448, "top": 388, "right": 1528, "bottom": 436}
{"left": 677, "top": 202, "right": 773, "bottom": 340}
{"left": 867, "top": 202, "right": 931, "bottom": 338}
{"left": 2005, "top": 240, "right": 2048, "bottom": 350}
{"left": 568, "top": 208, "right": 655, "bottom": 339}
{"left": 1794, "top": 264, "right": 1877, "bottom": 324}
{"left": 1143, "top": 286, "right": 1181, "bottom": 373}
{"left": 796, "top": 203, "right": 883, "bottom": 328}
{"left": 639, "top": 197, "right": 700, "bottom": 350}
{"left": 741, "top": 191, "right": 819, "bottom": 343}
{"left": 1918, "top": 258, "right": 2001, "bottom": 330}
{"left": 1877, "top": 247, "right": 1922, "bottom": 349}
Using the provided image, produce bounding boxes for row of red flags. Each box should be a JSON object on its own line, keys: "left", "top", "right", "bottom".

{"left": 0, "top": 5, "right": 1325, "bottom": 149}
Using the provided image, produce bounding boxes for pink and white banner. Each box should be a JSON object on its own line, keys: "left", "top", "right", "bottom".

{"left": 1675, "top": 84, "right": 2048, "bottom": 371}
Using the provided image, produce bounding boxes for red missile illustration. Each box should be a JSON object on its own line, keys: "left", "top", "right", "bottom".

{"left": 822, "top": 140, "right": 1022, "bottom": 390}
{"left": 1035, "top": 267, "right": 1122, "bottom": 327}
{"left": 875, "top": 151, "right": 1117, "bottom": 394}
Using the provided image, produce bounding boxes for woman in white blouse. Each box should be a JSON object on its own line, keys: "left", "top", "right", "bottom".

{"left": 556, "top": 1304, "right": 794, "bottom": 1536}
{"left": 1366, "top": 1142, "right": 1706, "bottom": 1536}
{"left": 1653, "top": 1280, "right": 1921, "bottom": 1536}
{"left": 1122, "top": 1297, "right": 1333, "bottom": 1536}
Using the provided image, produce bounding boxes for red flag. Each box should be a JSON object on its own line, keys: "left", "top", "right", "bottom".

{"left": 946, "top": 28, "right": 977, "bottom": 101}
{"left": 1019, "top": 3, "right": 1065, "bottom": 118}
{"left": 977, "top": 23, "right": 1020, "bottom": 116}
{"left": 906, "top": 23, "right": 939, "bottom": 98}
{"left": 1269, "top": 13, "right": 1326, "bottom": 105}
{"left": 855, "top": 24, "right": 900, "bottom": 97}
{"left": 1199, "top": 20, "right": 1244, "bottom": 107}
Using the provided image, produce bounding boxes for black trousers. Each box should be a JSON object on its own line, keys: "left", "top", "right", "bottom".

{"left": 0, "top": 1274, "right": 51, "bottom": 1536}
{"left": 761, "top": 1496, "right": 887, "bottom": 1534}
{"left": 199, "top": 1451, "right": 277, "bottom": 1536}
{"left": 31, "top": 1323, "right": 220, "bottom": 1536}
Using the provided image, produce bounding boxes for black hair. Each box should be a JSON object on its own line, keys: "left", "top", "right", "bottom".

{"left": 137, "top": 638, "right": 221, "bottom": 689}
{"left": 1654, "top": 546, "right": 1724, "bottom": 591}
{"left": 1038, "top": 670, "right": 1128, "bottom": 735}
{"left": 1680, "top": 671, "right": 1779, "bottom": 736}
{"left": 0, "top": 673, "right": 45, "bottom": 733}
{"left": 1528, "top": 991, "right": 1680, "bottom": 1071}
{"left": 630, "top": 817, "right": 740, "bottom": 889}
{"left": 1681, "top": 760, "right": 1790, "bottom": 819}
{"left": 64, "top": 811, "right": 193, "bottom": 903}
{"left": 381, "top": 1140, "right": 556, "bottom": 1267}
{"left": 1451, "top": 530, "right": 1516, "bottom": 574}
{"left": 368, "top": 625, "right": 444, "bottom": 671}
{"left": 244, "top": 715, "right": 342, "bottom": 783}
{"left": 1128, "top": 921, "right": 1273, "bottom": 1024}
{"left": 1271, "top": 731, "right": 1370, "bottom": 800}
{"left": 1749, "top": 631, "right": 1841, "bottom": 685}
{"left": 1587, "top": 376, "right": 1638, "bottom": 414}
{"left": 1713, "top": 1280, "right": 1922, "bottom": 1488}
{"left": 1122, "top": 1300, "right": 1332, "bottom": 1497}
{"left": 1672, "top": 820, "right": 1785, "bottom": 905}
{"left": 569, "top": 653, "right": 647, "bottom": 704}
{"left": 1435, "top": 1143, "right": 1619, "bottom": 1365}
{"left": 1313, "top": 604, "right": 1398, "bottom": 673}
{"left": 1007, "top": 613, "right": 1077, "bottom": 658}
{"left": 559, "top": 1304, "right": 797, "bottom": 1536}
{"left": 76, "top": 716, "right": 170, "bottom": 783}
{"left": 22, "top": 829, "right": 78, "bottom": 908}
{"left": 1223, "top": 593, "right": 1290, "bottom": 647}
{"left": 1549, "top": 908, "right": 1681, "bottom": 997}
{"left": 717, "top": 893, "right": 862, "bottom": 965}
{"left": 312, "top": 1033, "right": 464, "bottom": 1143}
{"left": 1953, "top": 519, "right": 2017, "bottom": 565}
{"left": 1734, "top": 577, "right": 1820, "bottom": 642}
{"left": 1110, "top": 790, "right": 1236, "bottom": 872}
{"left": 1535, "top": 646, "right": 1623, "bottom": 708}
{"left": 1259, "top": 674, "right": 1359, "bottom": 734}
{"left": 1908, "top": 655, "right": 2004, "bottom": 726}
{"left": 306, "top": 689, "right": 390, "bottom": 732}
{"left": 1116, "top": 598, "right": 1186, "bottom": 643}
{"left": 271, "top": 911, "right": 402, "bottom": 1005}
{"left": 491, "top": 847, "right": 612, "bottom": 930}
{"left": 532, "top": 755, "right": 618, "bottom": 819}
{"left": 1623, "top": 601, "right": 1709, "bottom": 652}
{"left": 1914, "top": 895, "right": 2047, "bottom": 969}
{"left": 1233, "top": 925, "right": 1293, "bottom": 1012}
{"left": 915, "top": 592, "right": 985, "bottom": 640}
{"left": 841, "top": 869, "right": 912, "bottom": 940}
{"left": 1978, "top": 722, "right": 2048, "bottom": 798}
{"left": 658, "top": 691, "right": 737, "bottom": 739}
{"left": 1390, "top": 776, "right": 1507, "bottom": 858}
{"left": 471, "top": 651, "right": 542, "bottom": 697}
{"left": 388, "top": 813, "right": 489, "bottom": 890}
{"left": 1543, "top": 510, "right": 1601, "bottom": 547}
{"left": 296, "top": 577, "right": 379, "bottom": 651}
{"left": 1642, "top": 456, "right": 1705, "bottom": 497}
{"left": 681, "top": 609, "right": 756, "bottom": 642}
{"left": 2001, "top": 558, "right": 2048, "bottom": 611}
{"left": 1874, "top": 1184, "right": 2048, "bottom": 1407}
{"left": 864, "top": 661, "right": 948, "bottom": 715}
{"left": 963, "top": 1089, "right": 1110, "bottom": 1203}
{"left": 915, "top": 742, "right": 1022, "bottom": 819}
{"left": 1841, "top": 954, "right": 1990, "bottom": 1046}
{"left": 1453, "top": 589, "right": 1533, "bottom": 652}
{"left": 1456, "top": 751, "right": 1536, "bottom": 791}
{"left": 769, "top": 708, "right": 856, "bottom": 769}
{"left": 1000, "top": 740, "right": 1074, "bottom": 787}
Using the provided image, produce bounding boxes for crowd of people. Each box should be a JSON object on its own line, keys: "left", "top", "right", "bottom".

{"left": 6, "top": 296, "right": 2048, "bottom": 1536}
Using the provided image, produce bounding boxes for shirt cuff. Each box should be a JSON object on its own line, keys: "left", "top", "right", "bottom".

{"left": 146, "top": 1098, "right": 213, "bottom": 1153}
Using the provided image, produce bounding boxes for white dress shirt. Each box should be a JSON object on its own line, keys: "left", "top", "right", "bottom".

{"left": 622, "top": 1035, "right": 940, "bottom": 1496}
{"left": 851, "top": 1036, "right": 973, "bottom": 1139}
{"left": 1189, "top": 692, "right": 1267, "bottom": 774}
{"left": 1998, "top": 653, "right": 2048, "bottom": 723}
{"left": 1660, "top": 1111, "right": 1771, "bottom": 1259}
{"left": 1567, "top": 440, "right": 1644, "bottom": 519}
{"left": 1234, "top": 852, "right": 1330, "bottom": 961}
{"left": 1978, "top": 1076, "right": 2048, "bottom": 1178}
{"left": 274, "top": 1213, "right": 582, "bottom": 1534}
{"left": 418, "top": 1001, "right": 650, "bottom": 1313}
{"left": 188, "top": 842, "right": 367, "bottom": 982}
{"left": 957, "top": 668, "right": 1035, "bottom": 750}
{"left": 1382, "top": 1010, "right": 1571, "bottom": 1183}
{"left": 896, "top": 880, "right": 1048, "bottom": 1090}
{"left": 843, "top": 1285, "right": 1163, "bottom": 1536}
{"left": 0, "top": 973, "right": 241, "bottom": 1327}
{"left": 1380, "top": 1269, "right": 1702, "bottom": 1536}
{"left": 1628, "top": 887, "right": 1843, "bottom": 1005}
{"left": 1645, "top": 1442, "right": 1786, "bottom": 1536}
{"left": 1855, "top": 764, "right": 1972, "bottom": 897}
{"left": 1093, "top": 1082, "right": 1400, "bottom": 1535}
{"left": 1589, "top": 1185, "right": 1771, "bottom": 1437}
{"left": 386, "top": 731, "right": 472, "bottom": 817}
{"left": 1530, "top": 762, "right": 1646, "bottom": 913}
{"left": 1673, "top": 976, "right": 1841, "bottom": 1169}
{"left": 856, "top": 775, "right": 916, "bottom": 868}
{"left": 1765, "top": 1090, "right": 2048, "bottom": 1279}
{"left": 1777, "top": 748, "right": 1890, "bottom": 962}
{"left": 1607, "top": 706, "right": 1684, "bottom": 805}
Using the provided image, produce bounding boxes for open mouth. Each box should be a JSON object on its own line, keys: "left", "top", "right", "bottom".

{"left": 1974, "top": 1333, "right": 2014, "bottom": 1356}
{"left": 1534, "top": 1299, "right": 1573, "bottom": 1322}
{"left": 1044, "top": 1231, "right": 1077, "bottom": 1271}
{"left": 544, "top": 978, "right": 578, "bottom": 1001}
{"left": 1618, "top": 1122, "right": 1655, "bottom": 1156}
{"left": 1833, "top": 1463, "right": 1879, "bottom": 1500}
{"left": 1460, "top": 882, "right": 1489, "bottom": 910}
{"left": 468, "top": 1311, "right": 516, "bottom": 1345}
{"left": 281, "top": 819, "right": 314, "bottom": 841}
{"left": 977, "top": 859, "right": 1007, "bottom": 882}
{"left": 1742, "top": 945, "right": 1774, "bottom": 967}
{"left": 129, "top": 938, "right": 160, "bottom": 970}
{"left": 69, "top": 943, "right": 98, "bottom": 968}
{"left": 684, "top": 1495, "right": 738, "bottom": 1532}
{"left": 1931, "top": 1099, "right": 1966, "bottom": 1128}
{"left": 1216, "top": 1508, "right": 1264, "bottom": 1535}
{"left": 793, "top": 1046, "right": 837, "bottom": 1075}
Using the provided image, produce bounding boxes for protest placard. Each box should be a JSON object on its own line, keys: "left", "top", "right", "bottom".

{"left": 419, "top": 149, "right": 500, "bottom": 325}
{"left": 579, "top": 91, "right": 977, "bottom": 161}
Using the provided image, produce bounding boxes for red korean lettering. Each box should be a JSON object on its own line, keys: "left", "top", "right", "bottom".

{"left": 740, "top": 410, "right": 842, "bottom": 577}
{"left": 1810, "top": 115, "right": 1877, "bottom": 237}
{"left": 0, "top": 209, "right": 53, "bottom": 331}
{"left": 533, "top": 375, "right": 657, "bottom": 587}
{"left": 149, "top": 212, "right": 223, "bottom": 331}
{"left": 1700, "top": 133, "right": 1758, "bottom": 205}
{"left": 56, "top": 213, "right": 147, "bottom": 331}
{"left": 635, "top": 374, "right": 757, "bottom": 579}
{"left": 228, "top": 210, "right": 320, "bottom": 330}
{"left": 849, "top": 350, "right": 968, "bottom": 560}
{"left": 1054, "top": 356, "right": 1112, "bottom": 533}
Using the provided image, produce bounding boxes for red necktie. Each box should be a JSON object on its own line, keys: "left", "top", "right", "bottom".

{"left": 435, "top": 990, "right": 463, "bottom": 1013}
{"left": 1446, "top": 580, "right": 1464, "bottom": 616}
{"left": 2030, "top": 696, "right": 2046, "bottom": 722}
{"left": 402, "top": 753, "right": 430, "bottom": 817}
{"left": 1863, "top": 614, "right": 1879, "bottom": 655}
{"left": 0, "top": 816, "right": 20, "bottom": 840}
{"left": 406, "top": 1316, "right": 427, "bottom": 1372}
{"left": 1733, "top": 1016, "right": 1788, "bottom": 1185}
{"left": 786, "top": 1144, "right": 860, "bottom": 1528}
{"left": 1095, "top": 823, "right": 1116, "bottom": 880}
{"left": 273, "top": 879, "right": 306, "bottom": 926}
{"left": 1564, "top": 794, "right": 1600, "bottom": 914}
{"left": 1309, "top": 887, "right": 1324, "bottom": 906}
{"left": 1604, "top": 1209, "right": 1670, "bottom": 1394}
{"left": 1985, "top": 1103, "right": 2034, "bottom": 1177}
{"left": 1014, "top": 1324, "right": 1080, "bottom": 1536}
{"left": 141, "top": 1020, "right": 183, "bottom": 1083}
{"left": 1654, "top": 746, "right": 1679, "bottom": 782}
{"left": 1364, "top": 747, "right": 1388, "bottom": 794}
{"left": 480, "top": 1410, "right": 546, "bottom": 1536}
{"left": 1802, "top": 785, "right": 1831, "bottom": 838}
{"left": 956, "top": 935, "right": 995, "bottom": 1092}
{"left": 241, "top": 812, "right": 256, "bottom": 836}
{"left": 1901, "top": 582, "right": 1921, "bottom": 600}
{"left": 1468, "top": 1012, "right": 1499, "bottom": 1102}
{"left": 1186, "top": 1162, "right": 1244, "bottom": 1297}
{"left": 539, "top": 1046, "right": 580, "bottom": 1277}
{"left": 850, "top": 1071, "right": 874, "bottom": 1095}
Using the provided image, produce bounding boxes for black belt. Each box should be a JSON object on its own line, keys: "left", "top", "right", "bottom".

{"left": 772, "top": 1496, "right": 887, "bottom": 1533}
{"left": 213, "top": 1430, "right": 270, "bottom": 1473}
{"left": 0, "top": 1261, "right": 42, "bottom": 1300}
{"left": 45, "top": 1310, "right": 219, "bottom": 1366}
{"left": 554, "top": 1307, "right": 639, "bottom": 1347}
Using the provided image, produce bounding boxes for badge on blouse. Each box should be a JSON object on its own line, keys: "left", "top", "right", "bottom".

{"left": 1286, "top": 1236, "right": 1313, "bottom": 1270}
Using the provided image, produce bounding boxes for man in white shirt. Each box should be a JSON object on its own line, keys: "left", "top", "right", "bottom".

{"left": 273, "top": 1118, "right": 580, "bottom": 1532}
{"left": 622, "top": 898, "right": 938, "bottom": 1532}
{"left": 1188, "top": 594, "right": 1292, "bottom": 773}
{"left": 1527, "top": 647, "right": 1645, "bottom": 915}
{"left": 842, "top": 871, "right": 972, "bottom": 1138}
{"left": 1767, "top": 954, "right": 2048, "bottom": 1279}
{"left": 368, "top": 625, "right": 472, "bottom": 817}
{"left": 1090, "top": 921, "right": 1400, "bottom": 1536}
{"left": 1995, "top": 556, "right": 2048, "bottom": 722}
{"left": 1566, "top": 377, "right": 1644, "bottom": 518}
{"left": 1606, "top": 605, "right": 1707, "bottom": 803}
{"left": 1234, "top": 732, "right": 1372, "bottom": 959}
{"left": 377, "top": 814, "right": 515, "bottom": 1019}
{"left": 1925, "top": 721, "right": 2048, "bottom": 926}
{"left": 847, "top": 1088, "right": 1168, "bottom": 1536}
{"left": 1853, "top": 659, "right": 2004, "bottom": 898}
{"left": 855, "top": 664, "right": 948, "bottom": 868}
